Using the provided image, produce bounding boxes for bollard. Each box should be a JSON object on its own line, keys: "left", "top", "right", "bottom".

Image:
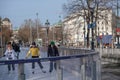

{"left": 96, "top": 57, "right": 101, "bottom": 80}
{"left": 81, "top": 64, "right": 85, "bottom": 80}
{"left": 18, "top": 63, "right": 25, "bottom": 80}
{"left": 80, "top": 58, "right": 86, "bottom": 80}
{"left": 56, "top": 60, "right": 63, "bottom": 80}
{"left": 92, "top": 61, "right": 96, "bottom": 80}
{"left": 79, "top": 58, "right": 83, "bottom": 80}
{"left": 87, "top": 57, "right": 93, "bottom": 80}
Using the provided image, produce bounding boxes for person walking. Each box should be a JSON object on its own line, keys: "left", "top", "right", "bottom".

{"left": 47, "top": 41, "right": 59, "bottom": 73}
{"left": 12, "top": 41, "right": 20, "bottom": 59}
{"left": 26, "top": 42, "right": 46, "bottom": 74}
{"left": 4, "top": 42, "right": 15, "bottom": 73}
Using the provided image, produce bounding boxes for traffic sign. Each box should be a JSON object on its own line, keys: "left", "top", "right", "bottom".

{"left": 87, "top": 22, "right": 96, "bottom": 29}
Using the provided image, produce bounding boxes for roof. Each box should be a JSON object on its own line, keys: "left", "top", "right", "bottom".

{"left": 3, "top": 18, "right": 11, "bottom": 22}
{"left": 52, "top": 20, "right": 62, "bottom": 27}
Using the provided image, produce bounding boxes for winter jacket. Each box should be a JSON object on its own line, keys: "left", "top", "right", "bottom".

{"left": 47, "top": 45, "right": 59, "bottom": 57}
{"left": 12, "top": 43, "right": 20, "bottom": 52}
{"left": 26, "top": 46, "right": 40, "bottom": 58}
{"left": 4, "top": 49, "right": 15, "bottom": 60}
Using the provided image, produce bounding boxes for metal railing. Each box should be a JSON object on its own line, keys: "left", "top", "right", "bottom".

{"left": 0, "top": 48, "right": 101, "bottom": 80}
{"left": 95, "top": 48, "right": 120, "bottom": 63}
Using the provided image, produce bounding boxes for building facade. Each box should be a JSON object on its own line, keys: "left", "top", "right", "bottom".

{"left": 2, "top": 18, "right": 12, "bottom": 30}
{"left": 1, "top": 18, "right": 13, "bottom": 46}
{"left": 63, "top": 9, "right": 119, "bottom": 47}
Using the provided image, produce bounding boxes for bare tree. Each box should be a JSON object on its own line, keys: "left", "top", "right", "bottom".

{"left": 18, "top": 19, "right": 44, "bottom": 43}
{"left": 18, "top": 20, "right": 30, "bottom": 43}
{"left": 63, "top": 0, "right": 120, "bottom": 48}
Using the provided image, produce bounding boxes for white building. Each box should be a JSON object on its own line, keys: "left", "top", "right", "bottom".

{"left": 2, "top": 18, "right": 12, "bottom": 30}
{"left": 63, "top": 9, "right": 118, "bottom": 47}
{"left": 63, "top": 13, "right": 87, "bottom": 46}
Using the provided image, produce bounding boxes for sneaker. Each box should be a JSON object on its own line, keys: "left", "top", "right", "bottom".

{"left": 32, "top": 70, "right": 35, "bottom": 74}
{"left": 13, "top": 68, "right": 15, "bottom": 71}
{"left": 49, "top": 70, "right": 52, "bottom": 73}
{"left": 32, "top": 71, "right": 34, "bottom": 74}
{"left": 41, "top": 69, "right": 46, "bottom": 73}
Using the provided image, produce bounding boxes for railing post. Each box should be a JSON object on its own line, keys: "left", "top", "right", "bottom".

{"left": 81, "top": 64, "right": 86, "bottom": 80}
{"left": 96, "top": 55, "right": 101, "bottom": 80}
{"left": 56, "top": 60, "right": 63, "bottom": 80}
{"left": 92, "top": 61, "right": 96, "bottom": 80}
{"left": 80, "top": 58, "right": 86, "bottom": 80}
{"left": 18, "top": 63, "right": 25, "bottom": 80}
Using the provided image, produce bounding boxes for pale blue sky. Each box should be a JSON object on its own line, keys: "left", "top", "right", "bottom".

{"left": 0, "top": 0, "right": 68, "bottom": 29}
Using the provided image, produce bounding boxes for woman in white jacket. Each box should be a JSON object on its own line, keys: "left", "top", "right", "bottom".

{"left": 4, "top": 42, "right": 15, "bottom": 72}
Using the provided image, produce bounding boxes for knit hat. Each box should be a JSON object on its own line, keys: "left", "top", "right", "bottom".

{"left": 7, "top": 42, "right": 11, "bottom": 45}
{"left": 50, "top": 41, "right": 55, "bottom": 45}
{"left": 32, "top": 42, "right": 36, "bottom": 45}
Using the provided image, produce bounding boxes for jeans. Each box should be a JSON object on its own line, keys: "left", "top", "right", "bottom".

{"left": 32, "top": 56, "right": 43, "bottom": 69}
{"left": 8, "top": 64, "right": 15, "bottom": 71}
{"left": 49, "top": 61, "right": 57, "bottom": 72}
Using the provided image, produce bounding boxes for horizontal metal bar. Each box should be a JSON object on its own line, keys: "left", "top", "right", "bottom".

{"left": 0, "top": 52, "right": 99, "bottom": 65}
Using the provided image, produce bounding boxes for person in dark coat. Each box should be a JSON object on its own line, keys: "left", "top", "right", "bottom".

{"left": 47, "top": 41, "right": 59, "bottom": 73}
{"left": 12, "top": 41, "right": 20, "bottom": 59}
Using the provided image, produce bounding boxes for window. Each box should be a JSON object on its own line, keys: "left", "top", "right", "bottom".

{"left": 98, "top": 27, "right": 99, "bottom": 30}
{"left": 102, "top": 21, "right": 104, "bottom": 24}
{"left": 98, "top": 21, "right": 99, "bottom": 24}
{"left": 102, "top": 27, "right": 104, "bottom": 30}
{"left": 106, "top": 21, "right": 108, "bottom": 24}
{"left": 106, "top": 27, "right": 108, "bottom": 30}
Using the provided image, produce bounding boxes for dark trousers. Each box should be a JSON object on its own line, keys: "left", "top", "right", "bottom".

{"left": 49, "top": 61, "right": 57, "bottom": 72}
{"left": 16, "top": 52, "right": 19, "bottom": 59}
{"left": 32, "top": 56, "right": 43, "bottom": 69}
{"left": 8, "top": 64, "right": 15, "bottom": 71}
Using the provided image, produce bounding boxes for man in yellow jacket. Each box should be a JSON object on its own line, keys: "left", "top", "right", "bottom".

{"left": 26, "top": 42, "right": 46, "bottom": 74}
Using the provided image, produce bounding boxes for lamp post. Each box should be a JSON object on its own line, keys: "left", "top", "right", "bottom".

{"left": 90, "top": 8, "right": 95, "bottom": 50}
{"left": 53, "top": 26, "right": 55, "bottom": 41}
{"left": 59, "top": 15, "right": 64, "bottom": 45}
{"left": 0, "top": 18, "right": 4, "bottom": 56}
{"left": 45, "top": 19, "right": 50, "bottom": 45}
{"left": 83, "top": 15, "right": 86, "bottom": 48}
{"left": 36, "top": 13, "right": 39, "bottom": 39}
{"left": 0, "top": 17, "right": 2, "bottom": 47}
{"left": 117, "top": 0, "right": 119, "bottom": 44}
{"left": 29, "top": 19, "right": 32, "bottom": 43}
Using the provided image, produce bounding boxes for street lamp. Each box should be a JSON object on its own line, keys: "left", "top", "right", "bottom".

{"left": 116, "top": 0, "right": 119, "bottom": 44}
{"left": 29, "top": 19, "right": 32, "bottom": 43}
{"left": 0, "top": 17, "right": 2, "bottom": 47}
{"left": 45, "top": 19, "right": 50, "bottom": 45}
{"left": 36, "top": 13, "right": 39, "bottom": 39}
{"left": 90, "top": 8, "right": 95, "bottom": 50}
{"left": 83, "top": 15, "right": 86, "bottom": 48}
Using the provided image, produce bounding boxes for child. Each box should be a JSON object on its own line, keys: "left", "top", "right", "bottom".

{"left": 4, "top": 42, "right": 15, "bottom": 73}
